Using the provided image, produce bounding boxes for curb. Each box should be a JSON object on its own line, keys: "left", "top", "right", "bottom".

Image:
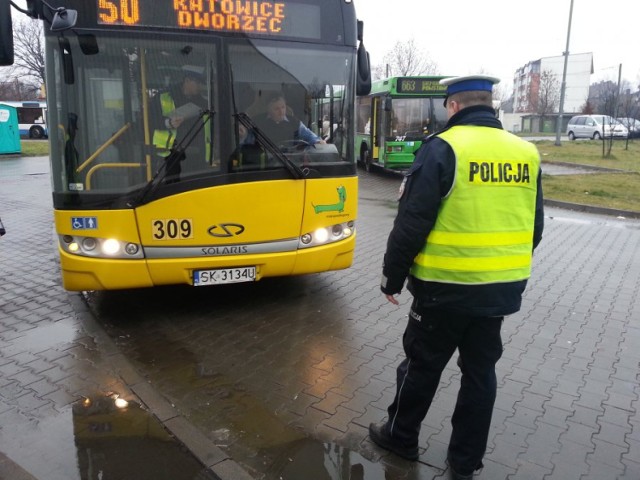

{"left": 74, "top": 293, "right": 255, "bottom": 480}
{"left": 0, "top": 453, "right": 38, "bottom": 480}
{"left": 543, "top": 199, "right": 640, "bottom": 219}
{"left": 541, "top": 159, "right": 635, "bottom": 174}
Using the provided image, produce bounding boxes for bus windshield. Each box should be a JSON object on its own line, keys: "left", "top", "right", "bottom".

{"left": 46, "top": 32, "right": 354, "bottom": 205}
{"left": 388, "top": 98, "right": 448, "bottom": 139}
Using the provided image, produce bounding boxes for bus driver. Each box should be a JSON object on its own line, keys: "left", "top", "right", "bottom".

{"left": 255, "top": 93, "right": 325, "bottom": 147}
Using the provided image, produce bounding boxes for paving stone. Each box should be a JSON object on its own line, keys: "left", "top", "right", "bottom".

{"left": 3, "top": 162, "right": 640, "bottom": 480}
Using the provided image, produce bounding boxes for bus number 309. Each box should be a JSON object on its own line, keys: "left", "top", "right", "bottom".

{"left": 152, "top": 219, "right": 193, "bottom": 240}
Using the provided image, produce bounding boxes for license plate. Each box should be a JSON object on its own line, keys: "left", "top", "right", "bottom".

{"left": 193, "top": 266, "right": 256, "bottom": 286}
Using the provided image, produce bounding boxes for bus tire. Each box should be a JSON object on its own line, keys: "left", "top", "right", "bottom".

{"left": 29, "top": 126, "right": 45, "bottom": 139}
{"left": 364, "top": 150, "right": 373, "bottom": 172}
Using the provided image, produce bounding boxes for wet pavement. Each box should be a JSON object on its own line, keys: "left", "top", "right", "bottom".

{"left": 1, "top": 155, "right": 640, "bottom": 479}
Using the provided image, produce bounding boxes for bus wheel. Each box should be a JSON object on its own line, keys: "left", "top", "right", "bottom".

{"left": 30, "top": 126, "right": 45, "bottom": 139}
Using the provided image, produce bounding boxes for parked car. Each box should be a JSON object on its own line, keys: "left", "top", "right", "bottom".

{"left": 616, "top": 117, "right": 640, "bottom": 138}
{"left": 566, "top": 115, "right": 628, "bottom": 140}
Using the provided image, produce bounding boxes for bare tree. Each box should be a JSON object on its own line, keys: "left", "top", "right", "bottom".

{"left": 9, "top": 18, "right": 45, "bottom": 93}
{"left": 535, "top": 71, "right": 560, "bottom": 115}
{"left": 0, "top": 76, "right": 39, "bottom": 100}
{"left": 530, "top": 70, "right": 560, "bottom": 131}
{"left": 617, "top": 81, "right": 640, "bottom": 147}
{"left": 617, "top": 81, "right": 639, "bottom": 120}
{"left": 589, "top": 80, "right": 618, "bottom": 117}
{"left": 373, "top": 38, "right": 439, "bottom": 79}
{"left": 580, "top": 99, "right": 595, "bottom": 114}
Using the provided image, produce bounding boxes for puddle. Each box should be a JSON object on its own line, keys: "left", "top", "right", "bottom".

{"left": 71, "top": 393, "right": 217, "bottom": 479}
{"left": 0, "top": 393, "right": 216, "bottom": 480}
{"left": 262, "top": 438, "right": 442, "bottom": 480}
{"left": 86, "top": 284, "right": 447, "bottom": 479}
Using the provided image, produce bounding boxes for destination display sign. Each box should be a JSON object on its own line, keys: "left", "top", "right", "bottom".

{"left": 396, "top": 77, "right": 447, "bottom": 95}
{"left": 96, "top": 0, "right": 316, "bottom": 37}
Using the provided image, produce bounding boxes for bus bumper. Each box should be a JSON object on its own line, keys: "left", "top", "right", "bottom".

{"left": 58, "top": 235, "right": 356, "bottom": 291}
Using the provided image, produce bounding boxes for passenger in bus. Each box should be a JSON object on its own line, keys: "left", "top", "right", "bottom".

{"left": 151, "top": 65, "right": 210, "bottom": 172}
{"left": 254, "top": 93, "right": 325, "bottom": 148}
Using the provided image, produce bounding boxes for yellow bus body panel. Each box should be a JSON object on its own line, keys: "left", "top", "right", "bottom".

{"left": 54, "top": 177, "right": 357, "bottom": 290}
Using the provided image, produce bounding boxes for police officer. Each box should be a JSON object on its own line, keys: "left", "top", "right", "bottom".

{"left": 368, "top": 75, "right": 544, "bottom": 480}
{"left": 152, "top": 65, "right": 210, "bottom": 176}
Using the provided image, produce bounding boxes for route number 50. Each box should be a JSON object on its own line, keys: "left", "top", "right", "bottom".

{"left": 98, "top": 0, "right": 140, "bottom": 25}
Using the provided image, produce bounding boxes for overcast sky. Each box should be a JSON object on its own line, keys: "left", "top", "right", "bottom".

{"left": 10, "top": 0, "right": 639, "bottom": 89}
{"left": 354, "top": 0, "right": 640, "bottom": 89}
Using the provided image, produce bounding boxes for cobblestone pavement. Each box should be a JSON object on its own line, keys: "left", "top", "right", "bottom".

{"left": 1, "top": 156, "right": 639, "bottom": 479}
{"left": 0, "top": 157, "right": 218, "bottom": 480}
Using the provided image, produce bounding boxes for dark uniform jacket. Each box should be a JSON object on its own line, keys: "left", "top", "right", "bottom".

{"left": 381, "top": 105, "right": 544, "bottom": 317}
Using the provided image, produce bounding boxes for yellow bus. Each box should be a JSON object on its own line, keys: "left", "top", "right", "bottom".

{"left": 1, "top": 0, "right": 371, "bottom": 291}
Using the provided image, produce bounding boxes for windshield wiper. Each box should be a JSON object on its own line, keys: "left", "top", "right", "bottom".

{"left": 130, "top": 109, "right": 214, "bottom": 207}
{"left": 234, "top": 112, "right": 305, "bottom": 179}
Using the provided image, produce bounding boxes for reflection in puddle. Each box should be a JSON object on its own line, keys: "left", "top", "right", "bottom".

{"left": 72, "top": 393, "right": 216, "bottom": 480}
{"left": 263, "top": 438, "right": 441, "bottom": 480}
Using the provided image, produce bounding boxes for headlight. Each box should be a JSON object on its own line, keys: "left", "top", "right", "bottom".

{"left": 59, "top": 235, "right": 144, "bottom": 259}
{"left": 102, "top": 239, "right": 121, "bottom": 255}
{"left": 298, "top": 221, "right": 355, "bottom": 249}
{"left": 314, "top": 228, "right": 329, "bottom": 244}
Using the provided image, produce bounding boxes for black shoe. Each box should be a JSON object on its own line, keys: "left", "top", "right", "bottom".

{"left": 368, "top": 423, "right": 419, "bottom": 461}
{"left": 447, "top": 458, "right": 481, "bottom": 479}
{"left": 449, "top": 467, "right": 474, "bottom": 480}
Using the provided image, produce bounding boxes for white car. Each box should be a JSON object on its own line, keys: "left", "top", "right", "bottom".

{"left": 566, "top": 115, "right": 628, "bottom": 140}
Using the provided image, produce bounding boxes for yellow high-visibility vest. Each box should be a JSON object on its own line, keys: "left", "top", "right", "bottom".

{"left": 410, "top": 125, "right": 540, "bottom": 284}
{"left": 152, "top": 92, "right": 212, "bottom": 162}
{"left": 152, "top": 92, "right": 177, "bottom": 157}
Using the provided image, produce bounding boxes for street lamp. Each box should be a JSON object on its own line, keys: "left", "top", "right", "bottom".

{"left": 555, "top": 0, "right": 574, "bottom": 146}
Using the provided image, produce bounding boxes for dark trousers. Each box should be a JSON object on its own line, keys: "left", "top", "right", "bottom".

{"left": 386, "top": 299, "right": 503, "bottom": 474}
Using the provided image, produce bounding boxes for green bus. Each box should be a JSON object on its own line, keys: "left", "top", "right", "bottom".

{"left": 356, "top": 76, "right": 449, "bottom": 172}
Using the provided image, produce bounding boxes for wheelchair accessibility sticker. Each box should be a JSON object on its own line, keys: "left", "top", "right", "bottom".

{"left": 71, "top": 217, "right": 98, "bottom": 230}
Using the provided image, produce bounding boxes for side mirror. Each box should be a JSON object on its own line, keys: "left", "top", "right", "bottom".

{"left": 51, "top": 8, "right": 78, "bottom": 31}
{"left": 0, "top": 0, "right": 14, "bottom": 66}
{"left": 355, "top": 20, "right": 371, "bottom": 96}
{"left": 356, "top": 43, "right": 371, "bottom": 96}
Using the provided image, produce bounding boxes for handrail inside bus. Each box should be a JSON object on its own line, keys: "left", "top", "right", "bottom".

{"left": 76, "top": 123, "right": 131, "bottom": 173}
{"left": 85, "top": 163, "right": 142, "bottom": 190}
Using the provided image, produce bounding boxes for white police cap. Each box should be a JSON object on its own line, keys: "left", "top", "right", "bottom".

{"left": 182, "top": 65, "right": 205, "bottom": 83}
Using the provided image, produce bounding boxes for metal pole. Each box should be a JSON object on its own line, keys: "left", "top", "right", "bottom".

{"left": 555, "top": 0, "right": 574, "bottom": 146}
